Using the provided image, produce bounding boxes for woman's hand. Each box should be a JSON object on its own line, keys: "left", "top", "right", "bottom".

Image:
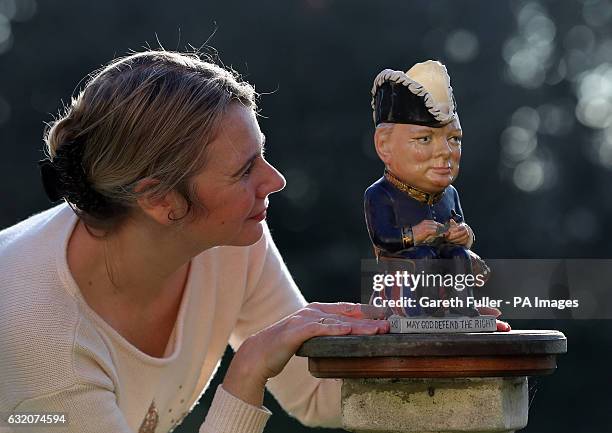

{"left": 477, "top": 306, "right": 511, "bottom": 332}
{"left": 223, "top": 302, "right": 388, "bottom": 407}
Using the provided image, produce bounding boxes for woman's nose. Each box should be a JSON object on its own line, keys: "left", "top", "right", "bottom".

{"left": 258, "top": 160, "right": 286, "bottom": 197}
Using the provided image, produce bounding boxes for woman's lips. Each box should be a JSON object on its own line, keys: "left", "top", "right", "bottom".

{"left": 249, "top": 209, "right": 267, "bottom": 222}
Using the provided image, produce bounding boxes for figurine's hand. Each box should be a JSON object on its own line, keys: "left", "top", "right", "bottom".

{"left": 477, "top": 306, "right": 511, "bottom": 332}
{"left": 413, "top": 219, "right": 446, "bottom": 244}
{"left": 223, "top": 303, "right": 389, "bottom": 407}
{"left": 445, "top": 220, "right": 472, "bottom": 246}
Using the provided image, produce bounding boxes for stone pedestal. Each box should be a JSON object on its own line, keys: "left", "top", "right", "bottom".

{"left": 297, "top": 330, "right": 566, "bottom": 433}
{"left": 342, "top": 377, "right": 526, "bottom": 433}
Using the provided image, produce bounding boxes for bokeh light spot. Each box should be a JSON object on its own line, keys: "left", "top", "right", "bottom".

{"left": 513, "top": 158, "right": 545, "bottom": 192}
{"left": 444, "top": 29, "right": 479, "bottom": 63}
{"left": 502, "top": 126, "right": 537, "bottom": 163}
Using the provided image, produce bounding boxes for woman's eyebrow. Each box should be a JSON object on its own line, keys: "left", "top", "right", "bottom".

{"left": 231, "top": 135, "right": 266, "bottom": 177}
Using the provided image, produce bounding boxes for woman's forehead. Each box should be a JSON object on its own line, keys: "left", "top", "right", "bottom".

{"left": 205, "top": 106, "right": 262, "bottom": 169}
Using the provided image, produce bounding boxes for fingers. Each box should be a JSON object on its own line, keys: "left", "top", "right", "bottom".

{"left": 479, "top": 309, "right": 511, "bottom": 332}
{"left": 446, "top": 234, "right": 468, "bottom": 244}
{"left": 477, "top": 306, "right": 502, "bottom": 317}
{"left": 297, "top": 316, "right": 387, "bottom": 341}
{"left": 446, "top": 227, "right": 470, "bottom": 244}
{"left": 319, "top": 312, "right": 389, "bottom": 334}
{"left": 307, "top": 302, "right": 363, "bottom": 317}
{"left": 445, "top": 224, "right": 468, "bottom": 238}
{"left": 496, "top": 320, "right": 511, "bottom": 332}
{"left": 302, "top": 303, "right": 389, "bottom": 334}
{"left": 414, "top": 220, "right": 446, "bottom": 243}
{"left": 345, "top": 318, "right": 389, "bottom": 334}
{"left": 307, "top": 302, "right": 386, "bottom": 319}
{"left": 345, "top": 319, "right": 388, "bottom": 334}
{"left": 426, "top": 221, "right": 445, "bottom": 236}
{"left": 315, "top": 318, "right": 387, "bottom": 336}
{"left": 309, "top": 318, "right": 353, "bottom": 335}
{"left": 317, "top": 317, "right": 343, "bottom": 325}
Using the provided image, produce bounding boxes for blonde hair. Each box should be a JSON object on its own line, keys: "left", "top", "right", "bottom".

{"left": 44, "top": 50, "right": 256, "bottom": 232}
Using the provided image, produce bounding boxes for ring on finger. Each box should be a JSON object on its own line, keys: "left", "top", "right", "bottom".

{"left": 318, "top": 317, "right": 329, "bottom": 324}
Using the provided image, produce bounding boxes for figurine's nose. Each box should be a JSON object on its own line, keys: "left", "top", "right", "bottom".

{"left": 433, "top": 137, "right": 453, "bottom": 159}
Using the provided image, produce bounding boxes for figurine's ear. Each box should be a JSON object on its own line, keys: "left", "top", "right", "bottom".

{"left": 374, "top": 123, "right": 394, "bottom": 164}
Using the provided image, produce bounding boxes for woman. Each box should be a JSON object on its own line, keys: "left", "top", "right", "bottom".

{"left": 0, "top": 50, "right": 391, "bottom": 433}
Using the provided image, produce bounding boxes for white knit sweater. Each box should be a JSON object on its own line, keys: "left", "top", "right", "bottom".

{"left": 0, "top": 204, "right": 342, "bottom": 433}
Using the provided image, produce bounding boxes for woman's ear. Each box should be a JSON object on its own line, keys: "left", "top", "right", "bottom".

{"left": 374, "top": 124, "right": 394, "bottom": 165}
{"left": 134, "top": 179, "right": 184, "bottom": 226}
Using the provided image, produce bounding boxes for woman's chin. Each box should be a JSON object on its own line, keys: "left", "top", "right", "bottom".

{"left": 232, "top": 223, "right": 264, "bottom": 246}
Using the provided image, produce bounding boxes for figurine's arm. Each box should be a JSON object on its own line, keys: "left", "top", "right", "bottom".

{"left": 447, "top": 187, "right": 474, "bottom": 248}
{"left": 364, "top": 187, "right": 408, "bottom": 254}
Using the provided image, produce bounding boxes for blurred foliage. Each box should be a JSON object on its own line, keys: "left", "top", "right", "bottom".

{"left": 1, "top": 0, "right": 611, "bottom": 432}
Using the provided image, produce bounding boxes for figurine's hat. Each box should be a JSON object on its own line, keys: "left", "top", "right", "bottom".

{"left": 371, "top": 60, "right": 457, "bottom": 127}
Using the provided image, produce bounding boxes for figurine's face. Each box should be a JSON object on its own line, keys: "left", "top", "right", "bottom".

{"left": 375, "top": 118, "right": 462, "bottom": 193}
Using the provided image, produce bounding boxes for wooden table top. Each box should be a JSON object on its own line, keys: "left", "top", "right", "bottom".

{"left": 297, "top": 330, "right": 567, "bottom": 378}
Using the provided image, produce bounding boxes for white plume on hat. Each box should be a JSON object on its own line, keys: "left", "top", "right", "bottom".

{"left": 371, "top": 60, "right": 456, "bottom": 123}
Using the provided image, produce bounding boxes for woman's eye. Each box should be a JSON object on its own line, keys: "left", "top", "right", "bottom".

{"left": 415, "top": 136, "right": 431, "bottom": 143}
{"left": 450, "top": 136, "right": 463, "bottom": 145}
{"left": 241, "top": 165, "right": 254, "bottom": 178}
{"left": 241, "top": 152, "right": 266, "bottom": 178}
{"left": 241, "top": 155, "right": 263, "bottom": 178}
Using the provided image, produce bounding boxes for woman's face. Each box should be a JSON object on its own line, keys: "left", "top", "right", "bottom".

{"left": 186, "top": 104, "right": 286, "bottom": 247}
{"left": 379, "top": 118, "right": 462, "bottom": 193}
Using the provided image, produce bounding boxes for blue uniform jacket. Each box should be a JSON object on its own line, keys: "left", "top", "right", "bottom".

{"left": 364, "top": 176, "right": 465, "bottom": 257}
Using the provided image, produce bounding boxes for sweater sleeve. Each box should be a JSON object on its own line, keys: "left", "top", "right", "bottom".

{"left": 199, "top": 385, "right": 271, "bottom": 433}
{"left": 227, "top": 224, "right": 343, "bottom": 428}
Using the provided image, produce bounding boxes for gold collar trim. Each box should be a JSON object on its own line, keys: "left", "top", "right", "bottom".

{"left": 384, "top": 170, "right": 444, "bottom": 205}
